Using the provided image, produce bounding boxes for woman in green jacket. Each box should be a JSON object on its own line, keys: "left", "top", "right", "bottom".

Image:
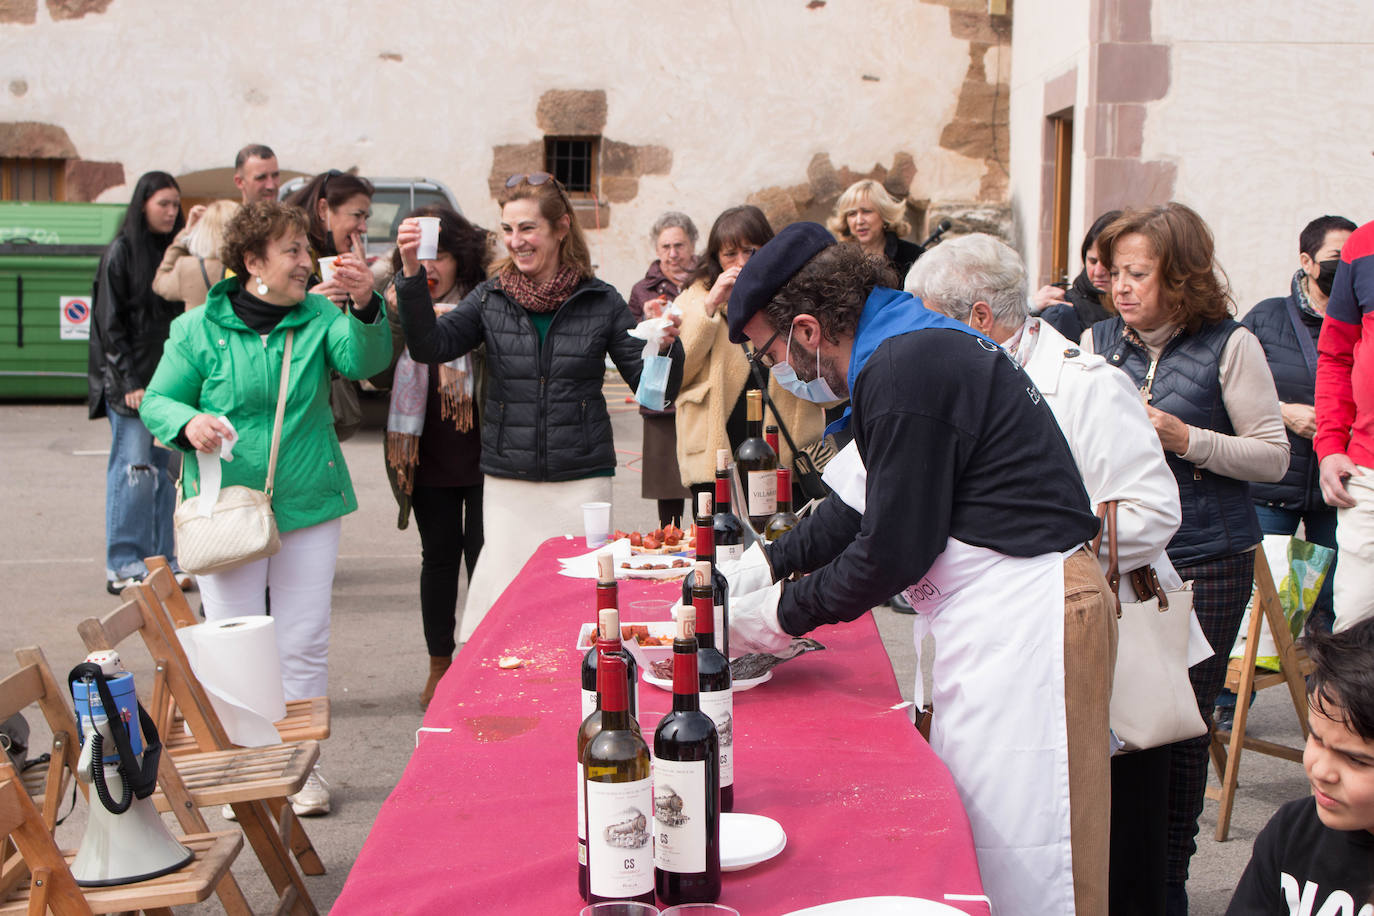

{"left": 140, "top": 200, "right": 390, "bottom": 815}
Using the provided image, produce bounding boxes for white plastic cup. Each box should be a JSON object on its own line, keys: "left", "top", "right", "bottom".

{"left": 317, "top": 255, "right": 340, "bottom": 284}
{"left": 582, "top": 501, "right": 612, "bottom": 548}
{"left": 416, "top": 217, "right": 441, "bottom": 260}
{"left": 659, "top": 906, "right": 739, "bottom": 916}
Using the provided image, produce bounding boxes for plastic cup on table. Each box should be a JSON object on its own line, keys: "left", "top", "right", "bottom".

{"left": 629, "top": 599, "right": 675, "bottom": 620}
{"left": 582, "top": 501, "right": 612, "bottom": 548}
{"left": 660, "top": 906, "right": 739, "bottom": 916}
{"left": 317, "top": 255, "right": 339, "bottom": 284}
{"left": 579, "top": 903, "right": 660, "bottom": 916}
{"left": 416, "top": 216, "right": 441, "bottom": 260}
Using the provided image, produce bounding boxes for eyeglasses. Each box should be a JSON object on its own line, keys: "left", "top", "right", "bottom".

{"left": 748, "top": 329, "right": 782, "bottom": 370}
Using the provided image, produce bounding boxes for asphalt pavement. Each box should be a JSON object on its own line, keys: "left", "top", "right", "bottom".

{"left": 0, "top": 376, "right": 1309, "bottom": 913}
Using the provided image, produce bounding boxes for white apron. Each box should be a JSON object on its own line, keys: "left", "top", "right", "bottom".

{"left": 823, "top": 443, "right": 1076, "bottom": 916}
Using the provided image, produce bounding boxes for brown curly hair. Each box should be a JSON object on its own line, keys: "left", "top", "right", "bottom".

{"left": 761, "top": 242, "right": 897, "bottom": 342}
{"left": 1096, "top": 202, "right": 1234, "bottom": 332}
{"left": 221, "top": 201, "right": 310, "bottom": 279}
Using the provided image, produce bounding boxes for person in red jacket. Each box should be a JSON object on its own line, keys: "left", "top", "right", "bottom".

{"left": 1315, "top": 220, "right": 1374, "bottom": 631}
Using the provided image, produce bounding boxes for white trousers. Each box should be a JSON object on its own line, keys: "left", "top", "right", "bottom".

{"left": 1334, "top": 469, "right": 1374, "bottom": 632}
{"left": 197, "top": 518, "right": 341, "bottom": 701}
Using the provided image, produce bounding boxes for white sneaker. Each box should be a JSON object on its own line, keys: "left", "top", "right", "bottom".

{"left": 220, "top": 804, "right": 237, "bottom": 821}
{"left": 289, "top": 768, "right": 330, "bottom": 816}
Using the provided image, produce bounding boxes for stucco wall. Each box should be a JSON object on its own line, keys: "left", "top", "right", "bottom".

{"left": 1150, "top": 1, "right": 1374, "bottom": 311}
{"left": 1008, "top": 0, "right": 1092, "bottom": 284}
{"left": 0, "top": 0, "right": 998, "bottom": 295}
{"left": 1011, "top": 0, "right": 1374, "bottom": 312}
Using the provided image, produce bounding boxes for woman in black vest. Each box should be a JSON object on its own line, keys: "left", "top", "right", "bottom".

{"left": 1240, "top": 215, "right": 1356, "bottom": 636}
{"left": 1034, "top": 209, "right": 1121, "bottom": 342}
{"left": 1085, "top": 203, "right": 1289, "bottom": 916}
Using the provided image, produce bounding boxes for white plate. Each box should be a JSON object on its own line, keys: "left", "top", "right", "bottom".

{"left": 576, "top": 622, "right": 675, "bottom": 666}
{"left": 721, "top": 812, "right": 786, "bottom": 871}
{"left": 783, "top": 898, "right": 970, "bottom": 916}
{"left": 617, "top": 555, "right": 694, "bottom": 579}
{"left": 642, "top": 670, "right": 772, "bottom": 692}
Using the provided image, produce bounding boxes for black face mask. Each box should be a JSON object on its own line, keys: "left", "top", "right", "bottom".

{"left": 1316, "top": 258, "right": 1340, "bottom": 297}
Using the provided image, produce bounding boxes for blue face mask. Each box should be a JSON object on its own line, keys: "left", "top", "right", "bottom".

{"left": 770, "top": 324, "right": 839, "bottom": 403}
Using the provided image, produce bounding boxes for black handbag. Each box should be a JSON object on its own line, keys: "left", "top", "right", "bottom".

{"left": 741, "top": 345, "right": 832, "bottom": 502}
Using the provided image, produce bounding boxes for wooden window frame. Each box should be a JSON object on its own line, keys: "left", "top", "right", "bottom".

{"left": 0, "top": 158, "right": 67, "bottom": 202}
{"left": 543, "top": 136, "right": 599, "bottom": 197}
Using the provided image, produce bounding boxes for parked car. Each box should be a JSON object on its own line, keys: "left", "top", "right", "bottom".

{"left": 277, "top": 176, "right": 464, "bottom": 260}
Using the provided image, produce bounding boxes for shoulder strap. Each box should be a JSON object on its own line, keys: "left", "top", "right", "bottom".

{"left": 1091, "top": 501, "right": 1122, "bottom": 615}
{"left": 196, "top": 257, "right": 212, "bottom": 291}
{"left": 1281, "top": 294, "right": 1319, "bottom": 375}
{"left": 263, "top": 330, "right": 293, "bottom": 496}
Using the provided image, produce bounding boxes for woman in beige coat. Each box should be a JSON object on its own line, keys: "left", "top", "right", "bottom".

{"left": 151, "top": 199, "right": 234, "bottom": 310}
{"left": 675, "top": 205, "right": 828, "bottom": 499}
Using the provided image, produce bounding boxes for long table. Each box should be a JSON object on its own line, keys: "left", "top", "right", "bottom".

{"left": 333, "top": 537, "right": 988, "bottom": 914}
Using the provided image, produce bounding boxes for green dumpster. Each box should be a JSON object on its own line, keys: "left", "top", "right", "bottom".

{"left": 0, "top": 201, "right": 125, "bottom": 399}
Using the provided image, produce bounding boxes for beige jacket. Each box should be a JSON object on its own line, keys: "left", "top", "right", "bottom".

{"left": 151, "top": 239, "right": 223, "bottom": 310}
{"left": 673, "top": 280, "right": 828, "bottom": 487}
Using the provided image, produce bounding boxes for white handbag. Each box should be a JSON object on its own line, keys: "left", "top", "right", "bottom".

{"left": 173, "top": 330, "right": 293, "bottom": 576}
{"left": 1094, "top": 501, "right": 1208, "bottom": 753}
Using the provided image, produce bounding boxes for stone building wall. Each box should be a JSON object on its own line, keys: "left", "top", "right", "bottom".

{"left": 0, "top": 0, "right": 1014, "bottom": 294}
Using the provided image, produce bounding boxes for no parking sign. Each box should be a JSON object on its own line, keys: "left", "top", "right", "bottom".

{"left": 59, "top": 295, "right": 91, "bottom": 340}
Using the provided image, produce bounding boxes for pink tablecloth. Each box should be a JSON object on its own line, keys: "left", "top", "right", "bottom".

{"left": 334, "top": 537, "right": 987, "bottom": 914}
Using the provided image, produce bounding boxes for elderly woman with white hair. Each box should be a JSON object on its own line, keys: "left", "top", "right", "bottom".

{"left": 628, "top": 211, "right": 698, "bottom": 528}
{"left": 906, "top": 232, "right": 1187, "bottom": 915}
{"left": 827, "top": 178, "right": 921, "bottom": 279}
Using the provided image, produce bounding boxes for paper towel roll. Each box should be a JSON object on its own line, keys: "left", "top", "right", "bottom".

{"left": 177, "top": 616, "right": 286, "bottom": 747}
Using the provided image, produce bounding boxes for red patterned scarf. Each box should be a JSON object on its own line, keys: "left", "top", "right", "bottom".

{"left": 499, "top": 263, "right": 582, "bottom": 313}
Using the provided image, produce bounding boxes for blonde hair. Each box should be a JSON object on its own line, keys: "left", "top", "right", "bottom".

{"left": 492, "top": 177, "right": 594, "bottom": 280}
{"left": 827, "top": 179, "right": 910, "bottom": 240}
{"left": 184, "top": 200, "right": 237, "bottom": 260}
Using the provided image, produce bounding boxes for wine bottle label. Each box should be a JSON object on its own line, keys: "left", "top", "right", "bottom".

{"left": 719, "top": 543, "right": 744, "bottom": 563}
{"left": 577, "top": 762, "right": 586, "bottom": 843}
{"left": 747, "top": 470, "right": 777, "bottom": 517}
{"left": 651, "top": 757, "right": 708, "bottom": 873}
{"left": 699, "top": 691, "right": 734, "bottom": 789}
{"left": 581, "top": 688, "right": 596, "bottom": 722}
{"left": 714, "top": 604, "right": 726, "bottom": 651}
{"left": 586, "top": 777, "right": 654, "bottom": 898}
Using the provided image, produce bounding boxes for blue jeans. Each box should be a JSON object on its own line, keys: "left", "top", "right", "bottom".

{"left": 1254, "top": 504, "right": 1337, "bottom": 634}
{"left": 105, "top": 405, "right": 177, "bottom": 580}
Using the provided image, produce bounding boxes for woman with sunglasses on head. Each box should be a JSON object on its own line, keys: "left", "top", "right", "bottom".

{"left": 395, "top": 173, "right": 684, "bottom": 640}
{"left": 674, "top": 205, "right": 829, "bottom": 504}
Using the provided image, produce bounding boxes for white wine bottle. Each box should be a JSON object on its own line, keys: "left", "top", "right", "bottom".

{"left": 653, "top": 604, "right": 722, "bottom": 904}
{"left": 765, "top": 466, "right": 800, "bottom": 541}
{"left": 583, "top": 635, "right": 655, "bottom": 904}
{"left": 735, "top": 389, "right": 778, "bottom": 533}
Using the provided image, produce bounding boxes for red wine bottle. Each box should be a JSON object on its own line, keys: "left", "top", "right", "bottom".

{"left": 765, "top": 467, "right": 800, "bottom": 542}
{"left": 653, "top": 605, "right": 722, "bottom": 904}
{"left": 736, "top": 389, "right": 778, "bottom": 533}
{"left": 583, "top": 643, "right": 655, "bottom": 904}
{"left": 578, "top": 608, "right": 642, "bottom": 901}
{"left": 712, "top": 449, "right": 745, "bottom": 565}
{"left": 691, "top": 562, "right": 734, "bottom": 812}
{"left": 582, "top": 553, "right": 638, "bottom": 721}
{"left": 681, "top": 491, "right": 730, "bottom": 660}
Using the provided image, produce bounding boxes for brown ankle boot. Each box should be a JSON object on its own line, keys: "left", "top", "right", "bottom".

{"left": 420, "top": 655, "right": 452, "bottom": 710}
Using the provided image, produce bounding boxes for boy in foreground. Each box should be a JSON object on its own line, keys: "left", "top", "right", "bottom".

{"left": 1227, "top": 619, "right": 1374, "bottom": 913}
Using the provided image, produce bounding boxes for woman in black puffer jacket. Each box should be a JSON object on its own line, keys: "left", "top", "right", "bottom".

{"left": 397, "top": 174, "right": 683, "bottom": 639}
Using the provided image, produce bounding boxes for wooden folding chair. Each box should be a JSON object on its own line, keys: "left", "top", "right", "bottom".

{"left": 1206, "top": 549, "right": 1315, "bottom": 841}
{"left": 0, "top": 646, "right": 256, "bottom": 915}
{"left": 142, "top": 558, "right": 330, "bottom": 748}
{"left": 77, "top": 599, "right": 321, "bottom": 915}
{"left": 0, "top": 742, "right": 242, "bottom": 914}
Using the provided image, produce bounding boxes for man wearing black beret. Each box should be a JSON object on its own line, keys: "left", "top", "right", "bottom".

{"left": 721, "top": 222, "right": 1115, "bottom": 916}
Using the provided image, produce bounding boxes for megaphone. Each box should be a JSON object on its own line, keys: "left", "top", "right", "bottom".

{"left": 67, "top": 651, "right": 192, "bottom": 886}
